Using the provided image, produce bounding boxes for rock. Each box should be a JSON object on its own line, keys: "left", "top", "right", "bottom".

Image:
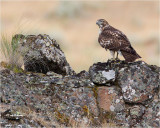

{"left": 88, "top": 59, "right": 160, "bottom": 127}
{"left": 128, "top": 105, "right": 145, "bottom": 127}
{"left": 1, "top": 109, "right": 23, "bottom": 120}
{"left": 129, "top": 105, "right": 145, "bottom": 118}
{"left": 141, "top": 91, "right": 160, "bottom": 127}
{"left": 97, "top": 86, "right": 124, "bottom": 112}
{"left": 117, "top": 61, "right": 159, "bottom": 104}
{"left": 76, "top": 70, "right": 90, "bottom": 79}
{"left": 12, "top": 34, "right": 75, "bottom": 75}
{"left": 51, "top": 84, "right": 99, "bottom": 125}
{"left": 97, "top": 86, "right": 126, "bottom": 125}
{"left": 46, "top": 71, "right": 63, "bottom": 78}
{"left": 89, "top": 60, "right": 159, "bottom": 104}
{"left": 51, "top": 75, "right": 94, "bottom": 88}
{"left": 89, "top": 62, "right": 116, "bottom": 85}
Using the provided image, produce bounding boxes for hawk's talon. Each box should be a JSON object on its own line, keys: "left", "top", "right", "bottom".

{"left": 110, "top": 58, "right": 116, "bottom": 62}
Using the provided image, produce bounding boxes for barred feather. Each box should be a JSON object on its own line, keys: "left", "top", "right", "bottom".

{"left": 97, "top": 19, "right": 141, "bottom": 62}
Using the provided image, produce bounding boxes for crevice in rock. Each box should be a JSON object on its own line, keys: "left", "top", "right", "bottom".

{"left": 24, "top": 58, "right": 66, "bottom": 75}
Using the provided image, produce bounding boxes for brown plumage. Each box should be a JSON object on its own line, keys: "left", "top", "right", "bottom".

{"left": 96, "top": 19, "right": 141, "bottom": 62}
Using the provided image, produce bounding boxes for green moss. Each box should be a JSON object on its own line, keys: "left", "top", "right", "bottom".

{"left": 51, "top": 44, "right": 55, "bottom": 47}
{"left": 91, "top": 86, "right": 98, "bottom": 100}
{"left": 100, "top": 110, "right": 116, "bottom": 124}
{"left": 88, "top": 86, "right": 117, "bottom": 125}
{"left": 83, "top": 105, "right": 89, "bottom": 116}
{"left": 0, "top": 61, "right": 8, "bottom": 68}
{"left": 0, "top": 61, "right": 24, "bottom": 73}
{"left": 12, "top": 66, "right": 24, "bottom": 73}
{"left": 104, "top": 111, "right": 115, "bottom": 120}
{"left": 82, "top": 104, "right": 101, "bottom": 126}
{"left": 54, "top": 109, "right": 69, "bottom": 126}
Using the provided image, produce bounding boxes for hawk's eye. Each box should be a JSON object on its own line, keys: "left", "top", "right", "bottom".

{"left": 100, "top": 21, "right": 103, "bottom": 24}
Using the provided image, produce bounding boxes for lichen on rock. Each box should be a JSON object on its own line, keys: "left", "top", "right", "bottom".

{"left": 117, "top": 61, "right": 159, "bottom": 104}
{"left": 89, "top": 62, "right": 116, "bottom": 85}
{"left": 88, "top": 59, "right": 160, "bottom": 127}
{"left": 12, "top": 34, "right": 75, "bottom": 75}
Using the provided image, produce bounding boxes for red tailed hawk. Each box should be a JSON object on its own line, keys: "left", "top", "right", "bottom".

{"left": 96, "top": 19, "right": 141, "bottom": 62}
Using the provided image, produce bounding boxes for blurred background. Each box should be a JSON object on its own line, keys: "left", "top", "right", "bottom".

{"left": 1, "top": 1, "right": 159, "bottom": 73}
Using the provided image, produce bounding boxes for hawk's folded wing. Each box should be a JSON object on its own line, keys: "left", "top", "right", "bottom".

{"left": 98, "top": 26, "right": 130, "bottom": 51}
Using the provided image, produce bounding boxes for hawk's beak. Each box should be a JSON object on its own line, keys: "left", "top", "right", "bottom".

{"left": 96, "top": 21, "right": 99, "bottom": 25}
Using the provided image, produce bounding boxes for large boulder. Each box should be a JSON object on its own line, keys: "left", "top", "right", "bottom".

{"left": 89, "top": 60, "right": 159, "bottom": 104}
{"left": 88, "top": 59, "right": 160, "bottom": 127}
{"left": 12, "top": 34, "right": 75, "bottom": 75}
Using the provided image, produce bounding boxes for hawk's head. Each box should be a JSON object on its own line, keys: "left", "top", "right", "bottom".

{"left": 96, "top": 19, "right": 109, "bottom": 29}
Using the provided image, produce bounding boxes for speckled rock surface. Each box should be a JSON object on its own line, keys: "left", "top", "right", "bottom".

{"left": 12, "top": 34, "right": 75, "bottom": 75}
{"left": 117, "top": 61, "right": 159, "bottom": 104}
{"left": 89, "top": 62, "right": 116, "bottom": 85}
{"left": 88, "top": 59, "right": 160, "bottom": 127}
{"left": 0, "top": 69, "right": 59, "bottom": 127}
{"left": 128, "top": 105, "right": 146, "bottom": 127}
{"left": 97, "top": 86, "right": 126, "bottom": 125}
{"left": 141, "top": 89, "right": 160, "bottom": 128}
{"left": 50, "top": 80, "right": 99, "bottom": 125}
{"left": 0, "top": 59, "right": 159, "bottom": 127}
{"left": 89, "top": 60, "right": 159, "bottom": 104}
{"left": 0, "top": 67, "right": 100, "bottom": 127}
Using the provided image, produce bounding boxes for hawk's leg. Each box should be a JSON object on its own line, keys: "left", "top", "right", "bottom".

{"left": 116, "top": 52, "right": 119, "bottom": 59}
{"left": 110, "top": 50, "right": 115, "bottom": 60}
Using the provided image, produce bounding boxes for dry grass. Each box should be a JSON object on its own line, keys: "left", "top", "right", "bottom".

{"left": 0, "top": 34, "right": 23, "bottom": 68}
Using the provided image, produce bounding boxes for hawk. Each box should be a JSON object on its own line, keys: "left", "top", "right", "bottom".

{"left": 96, "top": 19, "right": 141, "bottom": 62}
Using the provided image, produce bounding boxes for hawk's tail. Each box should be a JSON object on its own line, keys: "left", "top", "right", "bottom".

{"left": 121, "top": 46, "right": 141, "bottom": 62}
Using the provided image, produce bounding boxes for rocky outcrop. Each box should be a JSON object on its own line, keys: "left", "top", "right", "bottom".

{"left": 12, "top": 34, "right": 75, "bottom": 75}
{"left": 1, "top": 59, "right": 159, "bottom": 127}
{"left": 89, "top": 60, "right": 159, "bottom": 104}
{"left": 0, "top": 35, "right": 159, "bottom": 127}
{"left": 89, "top": 60, "right": 160, "bottom": 127}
